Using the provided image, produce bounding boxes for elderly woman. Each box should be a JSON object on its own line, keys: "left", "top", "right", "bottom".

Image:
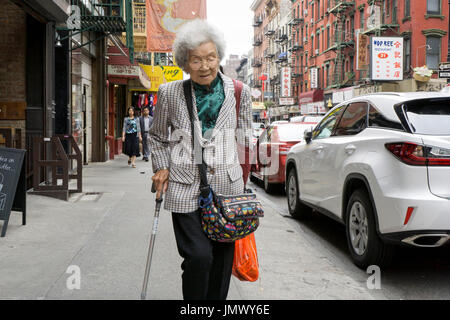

{"left": 149, "top": 20, "right": 252, "bottom": 300}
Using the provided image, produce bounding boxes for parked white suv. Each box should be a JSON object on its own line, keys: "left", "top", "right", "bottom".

{"left": 285, "top": 92, "right": 450, "bottom": 268}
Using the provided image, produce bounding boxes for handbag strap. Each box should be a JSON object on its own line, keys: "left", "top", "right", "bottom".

{"left": 232, "top": 79, "right": 243, "bottom": 121}
{"left": 183, "top": 80, "right": 210, "bottom": 198}
{"left": 183, "top": 79, "right": 246, "bottom": 196}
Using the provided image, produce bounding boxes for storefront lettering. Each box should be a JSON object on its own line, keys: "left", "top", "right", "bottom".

{"left": 416, "top": 81, "right": 447, "bottom": 92}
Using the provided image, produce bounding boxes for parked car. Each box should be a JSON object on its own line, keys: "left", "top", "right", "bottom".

{"left": 290, "top": 115, "right": 324, "bottom": 123}
{"left": 252, "top": 122, "right": 265, "bottom": 146}
{"left": 285, "top": 92, "right": 450, "bottom": 268}
{"left": 441, "top": 84, "right": 450, "bottom": 94}
{"left": 251, "top": 122, "right": 316, "bottom": 193}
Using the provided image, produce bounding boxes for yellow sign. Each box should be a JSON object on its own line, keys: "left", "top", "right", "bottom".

{"left": 252, "top": 102, "right": 266, "bottom": 110}
{"left": 138, "top": 64, "right": 183, "bottom": 91}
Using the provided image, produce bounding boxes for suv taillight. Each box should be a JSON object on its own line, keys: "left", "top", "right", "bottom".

{"left": 385, "top": 142, "right": 450, "bottom": 166}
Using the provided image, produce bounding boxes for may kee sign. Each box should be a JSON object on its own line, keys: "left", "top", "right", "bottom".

{"left": 371, "top": 37, "right": 403, "bottom": 81}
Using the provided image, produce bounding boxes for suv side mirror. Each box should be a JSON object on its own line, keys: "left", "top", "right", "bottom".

{"left": 304, "top": 128, "right": 313, "bottom": 144}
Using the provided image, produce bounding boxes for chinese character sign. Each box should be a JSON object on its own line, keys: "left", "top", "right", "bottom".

{"left": 310, "top": 68, "right": 318, "bottom": 89}
{"left": 281, "top": 67, "right": 291, "bottom": 97}
{"left": 357, "top": 32, "right": 369, "bottom": 70}
{"left": 371, "top": 37, "right": 403, "bottom": 81}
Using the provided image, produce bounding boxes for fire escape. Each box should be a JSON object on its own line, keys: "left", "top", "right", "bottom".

{"left": 57, "top": 0, "right": 134, "bottom": 62}
{"left": 288, "top": 8, "right": 304, "bottom": 95}
{"left": 329, "top": 0, "right": 355, "bottom": 88}
{"left": 362, "top": 0, "right": 400, "bottom": 37}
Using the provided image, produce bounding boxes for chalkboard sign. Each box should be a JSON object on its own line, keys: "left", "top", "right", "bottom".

{"left": 0, "top": 148, "right": 26, "bottom": 237}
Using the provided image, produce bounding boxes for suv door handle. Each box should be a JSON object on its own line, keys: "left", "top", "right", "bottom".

{"left": 345, "top": 144, "right": 356, "bottom": 154}
{"left": 313, "top": 145, "right": 324, "bottom": 153}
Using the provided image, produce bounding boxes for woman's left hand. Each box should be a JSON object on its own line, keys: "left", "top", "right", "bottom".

{"left": 139, "top": 136, "right": 142, "bottom": 142}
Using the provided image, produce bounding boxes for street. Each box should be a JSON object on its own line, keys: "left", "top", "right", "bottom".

{"left": 0, "top": 156, "right": 449, "bottom": 300}
{"left": 247, "top": 179, "right": 450, "bottom": 300}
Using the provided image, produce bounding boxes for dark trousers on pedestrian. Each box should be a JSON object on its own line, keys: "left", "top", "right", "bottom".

{"left": 172, "top": 210, "right": 235, "bottom": 300}
{"left": 142, "top": 132, "right": 150, "bottom": 159}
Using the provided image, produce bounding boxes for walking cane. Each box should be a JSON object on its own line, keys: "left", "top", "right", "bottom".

{"left": 140, "top": 183, "right": 163, "bottom": 300}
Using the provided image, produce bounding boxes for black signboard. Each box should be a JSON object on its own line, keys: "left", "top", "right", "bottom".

{"left": 0, "top": 148, "right": 26, "bottom": 237}
{"left": 438, "top": 71, "right": 450, "bottom": 79}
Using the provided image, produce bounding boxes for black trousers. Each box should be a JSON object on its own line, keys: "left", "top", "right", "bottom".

{"left": 172, "top": 210, "right": 235, "bottom": 300}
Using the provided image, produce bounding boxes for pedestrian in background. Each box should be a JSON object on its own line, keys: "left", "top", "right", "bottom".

{"left": 122, "top": 106, "right": 142, "bottom": 168}
{"left": 139, "top": 106, "right": 153, "bottom": 162}
{"left": 149, "top": 20, "right": 252, "bottom": 300}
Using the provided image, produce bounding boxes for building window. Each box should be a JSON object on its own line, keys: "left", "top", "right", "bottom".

{"left": 404, "top": 0, "right": 410, "bottom": 17}
{"left": 426, "top": 36, "right": 441, "bottom": 70}
{"left": 427, "top": 0, "right": 441, "bottom": 14}
{"left": 360, "top": 9, "right": 364, "bottom": 29}
{"left": 316, "top": 31, "right": 320, "bottom": 53}
{"left": 326, "top": 26, "right": 330, "bottom": 48}
{"left": 317, "top": 0, "right": 320, "bottom": 19}
{"left": 392, "top": 0, "right": 397, "bottom": 23}
{"left": 350, "top": 15, "right": 354, "bottom": 36}
{"left": 404, "top": 37, "right": 411, "bottom": 72}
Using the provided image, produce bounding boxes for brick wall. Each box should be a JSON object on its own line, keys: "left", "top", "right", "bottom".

{"left": 0, "top": 0, "right": 26, "bottom": 102}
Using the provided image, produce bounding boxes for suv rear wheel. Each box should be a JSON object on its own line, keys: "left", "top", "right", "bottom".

{"left": 286, "top": 168, "right": 313, "bottom": 219}
{"left": 345, "top": 189, "right": 394, "bottom": 269}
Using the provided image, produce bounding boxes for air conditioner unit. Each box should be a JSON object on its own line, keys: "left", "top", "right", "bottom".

{"left": 315, "top": 49, "right": 319, "bottom": 55}
{"left": 303, "top": 37, "right": 307, "bottom": 42}
{"left": 310, "top": 18, "right": 314, "bottom": 24}
{"left": 304, "top": 67, "right": 308, "bottom": 72}
{"left": 304, "top": 9, "right": 308, "bottom": 16}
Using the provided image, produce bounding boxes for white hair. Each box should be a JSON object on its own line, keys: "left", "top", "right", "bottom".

{"left": 173, "top": 19, "right": 226, "bottom": 72}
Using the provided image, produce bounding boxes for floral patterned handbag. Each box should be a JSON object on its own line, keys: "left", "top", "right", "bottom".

{"left": 183, "top": 80, "right": 264, "bottom": 242}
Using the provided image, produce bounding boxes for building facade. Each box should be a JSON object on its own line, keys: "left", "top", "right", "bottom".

{"left": 0, "top": 0, "right": 134, "bottom": 189}
{"left": 252, "top": 0, "right": 449, "bottom": 121}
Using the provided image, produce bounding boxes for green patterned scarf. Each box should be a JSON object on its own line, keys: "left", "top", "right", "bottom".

{"left": 193, "top": 76, "right": 225, "bottom": 137}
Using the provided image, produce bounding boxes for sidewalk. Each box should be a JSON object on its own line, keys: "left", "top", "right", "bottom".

{"left": 0, "top": 155, "right": 377, "bottom": 300}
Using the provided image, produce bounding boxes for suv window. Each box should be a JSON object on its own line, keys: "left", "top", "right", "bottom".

{"left": 368, "top": 105, "right": 404, "bottom": 131}
{"left": 312, "top": 106, "right": 345, "bottom": 140}
{"left": 402, "top": 98, "right": 450, "bottom": 135}
{"left": 334, "top": 102, "right": 368, "bottom": 136}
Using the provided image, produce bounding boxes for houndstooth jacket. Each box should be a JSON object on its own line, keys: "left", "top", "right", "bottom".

{"left": 149, "top": 72, "right": 252, "bottom": 213}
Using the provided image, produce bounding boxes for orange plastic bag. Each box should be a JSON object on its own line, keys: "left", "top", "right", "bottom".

{"left": 232, "top": 233, "right": 259, "bottom": 282}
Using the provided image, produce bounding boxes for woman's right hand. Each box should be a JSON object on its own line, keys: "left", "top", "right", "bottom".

{"left": 152, "top": 168, "right": 169, "bottom": 199}
{"left": 122, "top": 136, "right": 125, "bottom": 142}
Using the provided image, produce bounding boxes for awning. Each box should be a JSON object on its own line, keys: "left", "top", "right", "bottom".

{"left": 107, "top": 46, "right": 150, "bottom": 89}
{"left": 298, "top": 89, "right": 324, "bottom": 105}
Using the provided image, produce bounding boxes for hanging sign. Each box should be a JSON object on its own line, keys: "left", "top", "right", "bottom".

{"left": 281, "top": 67, "right": 291, "bottom": 97}
{"left": 310, "top": 68, "right": 318, "bottom": 89}
{"left": 371, "top": 37, "right": 404, "bottom": 81}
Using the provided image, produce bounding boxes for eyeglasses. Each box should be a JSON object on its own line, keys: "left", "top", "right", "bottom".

{"left": 188, "top": 56, "right": 219, "bottom": 71}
